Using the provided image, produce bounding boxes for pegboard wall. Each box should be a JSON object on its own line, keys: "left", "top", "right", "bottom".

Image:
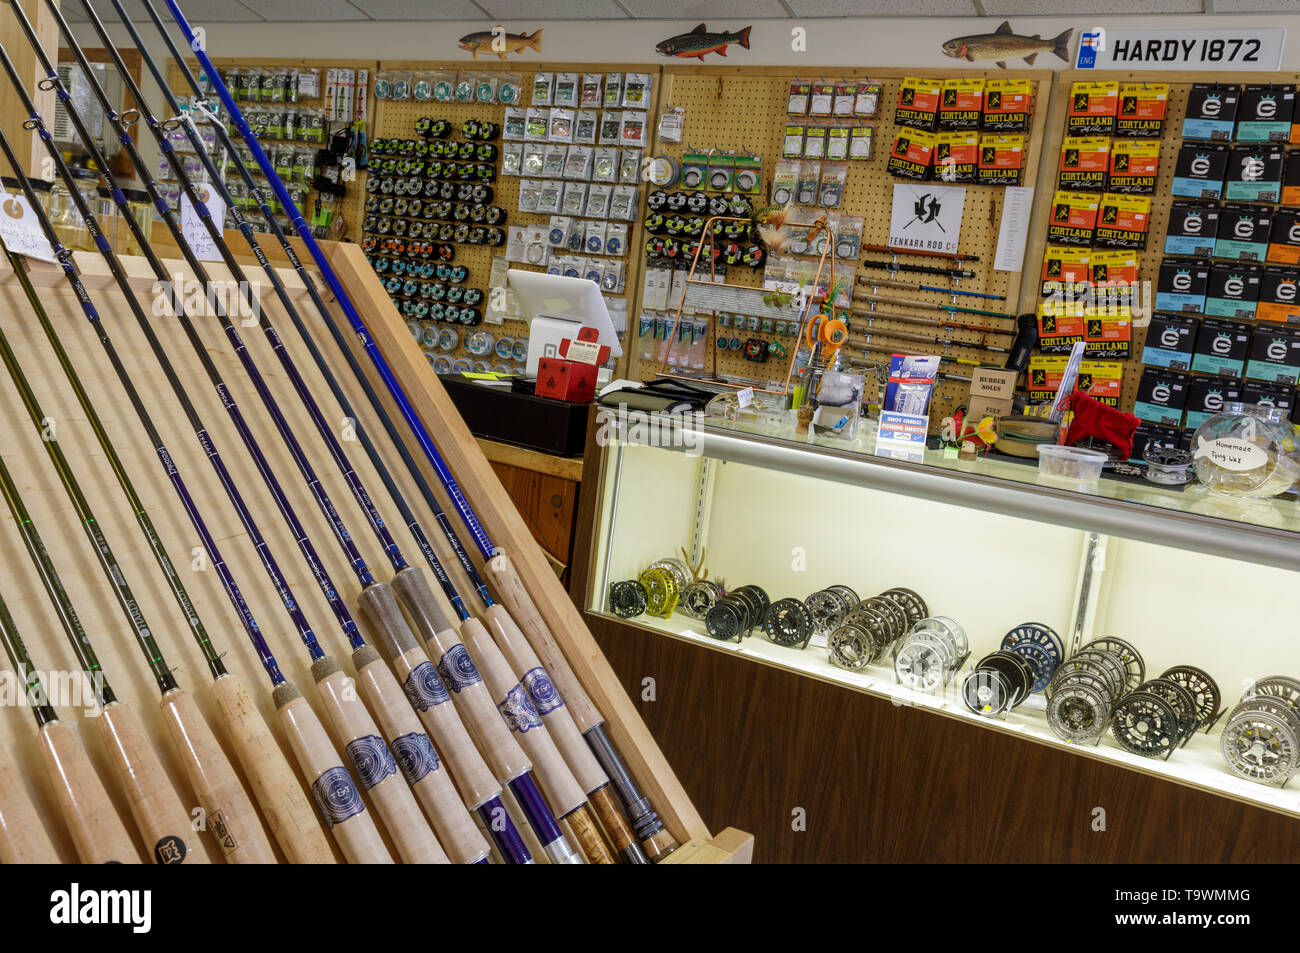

{"left": 1027, "top": 71, "right": 1300, "bottom": 447}
{"left": 368, "top": 60, "right": 662, "bottom": 376}
{"left": 164, "top": 57, "right": 375, "bottom": 246}
{"left": 636, "top": 65, "right": 1052, "bottom": 427}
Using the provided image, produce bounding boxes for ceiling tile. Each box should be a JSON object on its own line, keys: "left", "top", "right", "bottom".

{"left": 476, "top": 0, "right": 630, "bottom": 18}
{"left": 787, "top": 0, "right": 978, "bottom": 14}
{"left": 621, "top": 0, "right": 789, "bottom": 17}
{"left": 347, "top": 0, "right": 486, "bottom": 17}
{"left": 251, "top": 0, "right": 370, "bottom": 20}
{"left": 1215, "top": 0, "right": 1298, "bottom": 10}
{"left": 87, "top": 0, "right": 268, "bottom": 21}
{"left": 981, "top": 0, "right": 1202, "bottom": 12}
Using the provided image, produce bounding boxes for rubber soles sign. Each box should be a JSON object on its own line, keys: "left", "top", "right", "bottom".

{"left": 1077, "top": 28, "right": 1285, "bottom": 71}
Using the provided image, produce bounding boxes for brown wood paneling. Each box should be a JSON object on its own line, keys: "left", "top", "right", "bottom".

{"left": 587, "top": 616, "right": 1300, "bottom": 863}
{"left": 488, "top": 460, "right": 578, "bottom": 583}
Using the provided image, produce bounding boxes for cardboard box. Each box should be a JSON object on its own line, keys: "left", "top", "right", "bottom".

{"left": 966, "top": 367, "right": 1018, "bottom": 422}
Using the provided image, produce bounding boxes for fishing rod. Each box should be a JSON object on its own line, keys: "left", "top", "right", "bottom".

{"left": 0, "top": 422, "right": 204, "bottom": 863}
{"left": 0, "top": 46, "right": 393, "bottom": 865}
{"left": 0, "top": 244, "right": 277, "bottom": 864}
{"left": 853, "top": 293, "right": 1016, "bottom": 328}
{"left": 6, "top": 29, "right": 442, "bottom": 865}
{"left": 1, "top": 235, "right": 332, "bottom": 864}
{"left": 850, "top": 325, "right": 1011, "bottom": 355}
{"left": 851, "top": 309, "right": 1013, "bottom": 341}
{"left": 859, "top": 274, "right": 1006, "bottom": 301}
{"left": 168, "top": 0, "right": 678, "bottom": 860}
{"left": 860, "top": 258, "right": 977, "bottom": 280}
{"left": 0, "top": 590, "right": 134, "bottom": 863}
{"left": 860, "top": 243, "right": 980, "bottom": 263}
{"left": 72, "top": 0, "right": 587, "bottom": 865}
{"left": 110, "top": 0, "right": 638, "bottom": 863}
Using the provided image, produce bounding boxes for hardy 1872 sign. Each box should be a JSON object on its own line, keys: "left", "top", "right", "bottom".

{"left": 1077, "top": 28, "right": 1285, "bottom": 71}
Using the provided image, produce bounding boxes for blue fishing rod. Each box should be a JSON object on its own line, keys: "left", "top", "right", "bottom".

{"left": 165, "top": 0, "right": 678, "bottom": 860}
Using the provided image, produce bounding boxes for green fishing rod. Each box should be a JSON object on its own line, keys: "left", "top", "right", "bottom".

{"left": 0, "top": 584, "right": 140, "bottom": 863}
{"left": 0, "top": 433, "right": 202, "bottom": 862}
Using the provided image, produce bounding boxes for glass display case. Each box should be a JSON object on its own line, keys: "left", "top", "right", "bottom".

{"left": 583, "top": 407, "right": 1300, "bottom": 821}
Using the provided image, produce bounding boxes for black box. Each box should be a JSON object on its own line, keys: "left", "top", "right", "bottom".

{"left": 1131, "top": 423, "right": 1183, "bottom": 462}
{"left": 1134, "top": 367, "right": 1190, "bottom": 427}
{"left": 1171, "top": 142, "right": 1229, "bottom": 199}
{"left": 1185, "top": 375, "right": 1243, "bottom": 430}
{"left": 439, "top": 374, "right": 589, "bottom": 456}
{"left": 1191, "top": 316, "right": 1252, "bottom": 378}
{"left": 1141, "top": 312, "right": 1198, "bottom": 370}
{"left": 1164, "top": 200, "right": 1219, "bottom": 257}
{"left": 1245, "top": 323, "right": 1300, "bottom": 385}
{"left": 1242, "top": 380, "right": 1296, "bottom": 417}
{"left": 1181, "top": 83, "right": 1240, "bottom": 140}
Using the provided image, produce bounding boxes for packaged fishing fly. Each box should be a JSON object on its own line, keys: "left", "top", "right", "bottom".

{"left": 885, "top": 354, "right": 941, "bottom": 416}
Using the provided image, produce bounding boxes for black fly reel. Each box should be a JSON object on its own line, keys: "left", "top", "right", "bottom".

{"left": 962, "top": 650, "right": 1035, "bottom": 717}
{"left": 1045, "top": 636, "right": 1146, "bottom": 745}
{"left": 1105, "top": 657, "right": 1218, "bottom": 760}
{"left": 705, "top": 585, "right": 769, "bottom": 643}
{"left": 607, "top": 579, "right": 648, "bottom": 619}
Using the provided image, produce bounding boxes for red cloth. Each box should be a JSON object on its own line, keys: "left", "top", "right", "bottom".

{"left": 1061, "top": 392, "right": 1139, "bottom": 459}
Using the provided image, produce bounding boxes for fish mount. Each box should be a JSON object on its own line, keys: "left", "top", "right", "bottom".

{"left": 941, "top": 21, "right": 1072, "bottom": 70}
{"left": 458, "top": 25, "right": 543, "bottom": 60}
{"left": 656, "top": 23, "right": 753, "bottom": 61}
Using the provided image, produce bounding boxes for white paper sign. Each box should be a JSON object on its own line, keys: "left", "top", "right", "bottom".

{"left": 1076, "top": 27, "right": 1285, "bottom": 72}
{"left": 0, "top": 194, "right": 56, "bottom": 263}
{"left": 994, "top": 186, "right": 1034, "bottom": 273}
{"left": 180, "top": 186, "right": 227, "bottom": 263}
{"left": 1193, "top": 436, "right": 1268, "bottom": 472}
{"left": 889, "top": 184, "right": 965, "bottom": 257}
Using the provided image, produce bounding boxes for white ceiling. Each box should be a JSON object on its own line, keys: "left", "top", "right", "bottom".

{"left": 57, "top": 0, "right": 1292, "bottom": 21}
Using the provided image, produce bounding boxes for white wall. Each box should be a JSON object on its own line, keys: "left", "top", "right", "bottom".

{"left": 72, "top": 13, "right": 1300, "bottom": 70}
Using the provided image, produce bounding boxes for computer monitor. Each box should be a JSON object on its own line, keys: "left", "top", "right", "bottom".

{"left": 506, "top": 270, "right": 623, "bottom": 378}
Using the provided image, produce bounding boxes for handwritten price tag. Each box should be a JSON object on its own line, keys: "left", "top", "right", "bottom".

{"left": 0, "top": 195, "right": 56, "bottom": 263}
{"left": 180, "top": 186, "right": 227, "bottom": 263}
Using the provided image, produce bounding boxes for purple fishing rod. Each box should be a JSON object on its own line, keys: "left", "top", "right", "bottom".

{"left": 167, "top": 0, "right": 677, "bottom": 858}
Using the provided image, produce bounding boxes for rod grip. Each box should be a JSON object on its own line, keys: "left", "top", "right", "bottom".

{"left": 35, "top": 719, "right": 139, "bottom": 864}
{"left": 564, "top": 803, "right": 615, "bottom": 864}
{"left": 486, "top": 551, "right": 602, "bottom": 732}
{"left": 274, "top": 682, "right": 393, "bottom": 864}
{"left": 97, "top": 702, "right": 210, "bottom": 864}
{"left": 462, "top": 618, "right": 587, "bottom": 818}
{"left": 391, "top": 570, "right": 530, "bottom": 783}
{"left": 0, "top": 739, "right": 61, "bottom": 863}
{"left": 354, "top": 643, "right": 481, "bottom": 863}
{"left": 209, "top": 674, "right": 335, "bottom": 864}
{"left": 160, "top": 686, "right": 276, "bottom": 864}
{"left": 588, "top": 785, "right": 647, "bottom": 864}
{"left": 313, "top": 657, "right": 446, "bottom": 864}
{"left": 483, "top": 604, "right": 609, "bottom": 793}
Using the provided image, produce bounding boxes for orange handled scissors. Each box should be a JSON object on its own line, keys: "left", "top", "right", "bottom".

{"left": 804, "top": 311, "right": 849, "bottom": 366}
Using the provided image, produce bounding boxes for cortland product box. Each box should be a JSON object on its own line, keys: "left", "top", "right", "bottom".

{"left": 1094, "top": 193, "right": 1151, "bottom": 249}
{"left": 895, "top": 76, "right": 942, "bottom": 130}
{"left": 1215, "top": 204, "right": 1273, "bottom": 262}
{"left": 1165, "top": 201, "right": 1220, "bottom": 257}
{"left": 1204, "top": 262, "right": 1262, "bottom": 320}
{"left": 1141, "top": 312, "right": 1199, "bottom": 370}
{"left": 1037, "top": 294, "right": 1085, "bottom": 353}
{"left": 1156, "top": 257, "right": 1210, "bottom": 313}
{"left": 1283, "top": 150, "right": 1300, "bottom": 204}
{"left": 1185, "top": 375, "right": 1243, "bottom": 430}
{"left": 1067, "top": 81, "right": 1119, "bottom": 135}
{"left": 1083, "top": 301, "right": 1132, "bottom": 359}
{"left": 1223, "top": 143, "right": 1284, "bottom": 202}
{"left": 1191, "top": 316, "right": 1252, "bottom": 377}
{"left": 1131, "top": 423, "right": 1183, "bottom": 462}
{"left": 887, "top": 128, "right": 934, "bottom": 179}
{"left": 1255, "top": 266, "right": 1300, "bottom": 324}
{"left": 1116, "top": 83, "right": 1168, "bottom": 138}
{"left": 1171, "top": 142, "right": 1229, "bottom": 199}
{"left": 1041, "top": 245, "right": 1091, "bottom": 286}
{"left": 934, "top": 131, "right": 978, "bottom": 183}
{"left": 1242, "top": 380, "right": 1296, "bottom": 418}
{"left": 937, "top": 78, "right": 984, "bottom": 130}
{"left": 1267, "top": 207, "right": 1300, "bottom": 266}
{"left": 1181, "top": 83, "right": 1240, "bottom": 140}
{"left": 1107, "top": 139, "right": 1159, "bottom": 194}
{"left": 1090, "top": 248, "right": 1139, "bottom": 311}
{"left": 1134, "top": 367, "right": 1190, "bottom": 427}
{"left": 1235, "top": 84, "right": 1296, "bottom": 142}
{"left": 1057, "top": 136, "right": 1110, "bottom": 190}
{"left": 1245, "top": 323, "right": 1300, "bottom": 385}
{"left": 981, "top": 79, "right": 1034, "bottom": 131}
{"left": 976, "top": 134, "right": 1024, "bottom": 185}
{"left": 1046, "top": 190, "right": 1099, "bottom": 246}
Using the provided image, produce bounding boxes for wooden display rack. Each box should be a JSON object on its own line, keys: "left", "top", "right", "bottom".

{"left": 0, "top": 238, "right": 749, "bottom": 864}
